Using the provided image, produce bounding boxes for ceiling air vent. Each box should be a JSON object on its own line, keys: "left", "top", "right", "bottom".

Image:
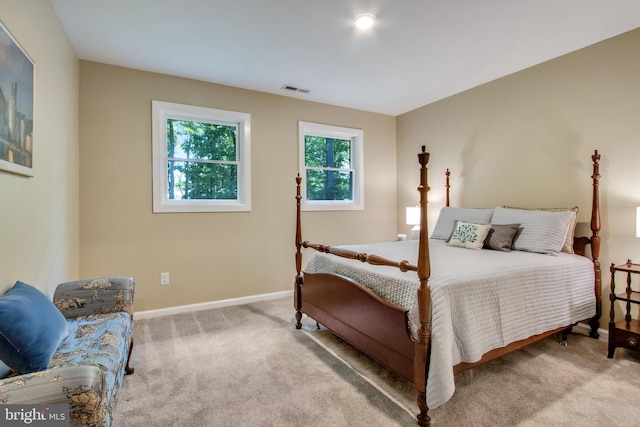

{"left": 281, "top": 84, "right": 311, "bottom": 94}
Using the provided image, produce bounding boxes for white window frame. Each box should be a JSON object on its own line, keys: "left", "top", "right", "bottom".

{"left": 152, "top": 100, "right": 251, "bottom": 213}
{"left": 298, "top": 121, "right": 364, "bottom": 211}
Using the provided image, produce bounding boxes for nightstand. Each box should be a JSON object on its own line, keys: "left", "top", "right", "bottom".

{"left": 608, "top": 260, "right": 640, "bottom": 358}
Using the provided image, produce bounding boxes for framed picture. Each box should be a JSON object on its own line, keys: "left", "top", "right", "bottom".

{"left": 0, "top": 20, "right": 34, "bottom": 177}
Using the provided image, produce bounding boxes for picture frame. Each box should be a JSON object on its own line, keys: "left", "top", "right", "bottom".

{"left": 0, "top": 20, "right": 35, "bottom": 177}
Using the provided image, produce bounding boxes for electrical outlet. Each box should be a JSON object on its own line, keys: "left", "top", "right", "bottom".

{"left": 160, "top": 272, "right": 170, "bottom": 285}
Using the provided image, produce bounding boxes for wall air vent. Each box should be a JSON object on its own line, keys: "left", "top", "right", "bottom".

{"left": 281, "top": 84, "right": 311, "bottom": 94}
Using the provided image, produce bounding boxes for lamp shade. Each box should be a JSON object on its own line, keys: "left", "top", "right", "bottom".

{"left": 406, "top": 206, "right": 420, "bottom": 226}
{"left": 637, "top": 207, "right": 640, "bottom": 238}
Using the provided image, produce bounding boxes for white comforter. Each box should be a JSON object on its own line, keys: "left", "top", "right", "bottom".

{"left": 304, "top": 239, "right": 595, "bottom": 409}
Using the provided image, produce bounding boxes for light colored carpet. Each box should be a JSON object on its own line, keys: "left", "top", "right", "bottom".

{"left": 114, "top": 297, "right": 640, "bottom": 426}
{"left": 113, "top": 297, "right": 416, "bottom": 426}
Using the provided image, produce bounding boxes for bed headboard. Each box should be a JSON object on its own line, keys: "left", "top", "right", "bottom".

{"left": 439, "top": 150, "right": 602, "bottom": 337}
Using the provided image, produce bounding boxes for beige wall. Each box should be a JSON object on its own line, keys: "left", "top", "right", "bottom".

{"left": 4, "top": 2, "right": 635, "bottom": 327}
{"left": 396, "top": 28, "right": 640, "bottom": 329}
{"left": 79, "top": 62, "right": 397, "bottom": 312}
{"left": 0, "top": 0, "right": 79, "bottom": 296}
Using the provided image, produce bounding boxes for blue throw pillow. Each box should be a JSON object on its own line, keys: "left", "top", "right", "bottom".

{"left": 0, "top": 281, "right": 69, "bottom": 374}
{"left": 0, "top": 359, "right": 10, "bottom": 379}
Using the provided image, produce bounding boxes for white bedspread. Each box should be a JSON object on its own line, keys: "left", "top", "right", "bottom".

{"left": 304, "top": 239, "right": 595, "bottom": 409}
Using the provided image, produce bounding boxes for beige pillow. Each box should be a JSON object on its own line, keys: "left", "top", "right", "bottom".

{"left": 502, "top": 206, "right": 579, "bottom": 254}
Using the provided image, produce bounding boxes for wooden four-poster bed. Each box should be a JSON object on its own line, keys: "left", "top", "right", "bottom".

{"left": 294, "top": 147, "right": 602, "bottom": 426}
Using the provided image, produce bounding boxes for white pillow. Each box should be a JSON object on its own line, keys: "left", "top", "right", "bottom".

{"left": 491, "top": 207, "right": 574, "bottom": 255}
{"left": 447, "top": 221, "right": 491, "bottom": 250}
{"left": 431, "top": 207, "right": 494, "bottom": 240}
{"left": 503, "top": 205, "right": 579, "bottom": 254}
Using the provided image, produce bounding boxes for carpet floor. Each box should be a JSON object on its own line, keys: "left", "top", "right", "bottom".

{"left": 113, "top": 297, "right": 640, "bottom": 426}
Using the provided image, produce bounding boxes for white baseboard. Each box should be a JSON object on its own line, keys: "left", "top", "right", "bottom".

{"left": 134, "top": 289, "right": 293, "bottom": 320}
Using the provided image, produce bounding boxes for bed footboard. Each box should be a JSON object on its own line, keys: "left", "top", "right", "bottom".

{"left": 299, "top": 272, "right": 415, "bottom": 381}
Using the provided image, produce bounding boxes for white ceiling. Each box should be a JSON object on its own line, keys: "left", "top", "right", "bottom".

{"left": 50, "top": 0, "right": 640, "bottom": 116}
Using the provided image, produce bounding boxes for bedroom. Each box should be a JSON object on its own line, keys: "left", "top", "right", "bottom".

{"left": 1, "top": 0, "right": 640, "bottom": 425}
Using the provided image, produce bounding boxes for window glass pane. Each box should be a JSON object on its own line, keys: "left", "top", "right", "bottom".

{"left": 333, "top": 138, "right": 351, "bottom": 168}
{"left": 306, "top": 169, "right": 353, "bottom": 201}
{"left": 168, "top": 161, "right": 237, "bottom": 200}
{"left": 304, "top": 136, "right": 351, "bottom": 168}
{"left": 167, "top": 119, "right": 237, "bottom": 161}
{"left": 304, "top": 136, "right": 326, "bottom": 167}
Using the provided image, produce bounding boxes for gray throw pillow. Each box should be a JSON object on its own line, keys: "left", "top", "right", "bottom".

{"left": 483, "top": 224, "right": 521, "bottom": 251}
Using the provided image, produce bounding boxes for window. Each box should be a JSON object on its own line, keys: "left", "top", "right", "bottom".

{"left": 152, "top": 101, "right": 251, "bottom": 212}
{"left": 299, "top": 121, "right": 363, "bottom": 211}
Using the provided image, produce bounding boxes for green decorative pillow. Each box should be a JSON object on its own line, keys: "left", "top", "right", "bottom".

{"left": 448, "top": 221, "right": 491, "bottom": 250}
{"left": 0, "top": 281, "right": 69, "bottom": 374}
{"left": 484, "top": 224, "right": 521, "bottom": 251}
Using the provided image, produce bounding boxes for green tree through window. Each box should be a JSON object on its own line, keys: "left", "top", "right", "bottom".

{"left": 304, "top": 136, "right": 352, "bottom": 201}
{"left": 298, "top": 121, "right": 363, "bottom": 211}
{"left": 167, "top": 119, "right": 238, "bottom": 200}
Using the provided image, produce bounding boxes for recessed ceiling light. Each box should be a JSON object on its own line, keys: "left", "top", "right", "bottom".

{"left": 354, "top": 13, "right": 376, "bottom": 30}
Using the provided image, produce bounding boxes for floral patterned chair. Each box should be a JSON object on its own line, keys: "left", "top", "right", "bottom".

{"left": 0, "top": 277, "right": 135, "bottom": 427}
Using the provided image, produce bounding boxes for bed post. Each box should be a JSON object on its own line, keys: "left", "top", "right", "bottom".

{"left": 589, "top": 150, "right": 602, "bottom": 339}
{"left": 295, "top": 174, "right": 303, "bottom": 329}
{"left": 445, "top": 168, "right": 450, "bottom": 207}
{"left": 414, "top": 146, "right": 432, "bottom": 426}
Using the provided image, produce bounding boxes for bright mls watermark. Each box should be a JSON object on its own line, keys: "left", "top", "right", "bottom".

{"left": 1, "top": 405, "right": 69, "bottom": 426}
